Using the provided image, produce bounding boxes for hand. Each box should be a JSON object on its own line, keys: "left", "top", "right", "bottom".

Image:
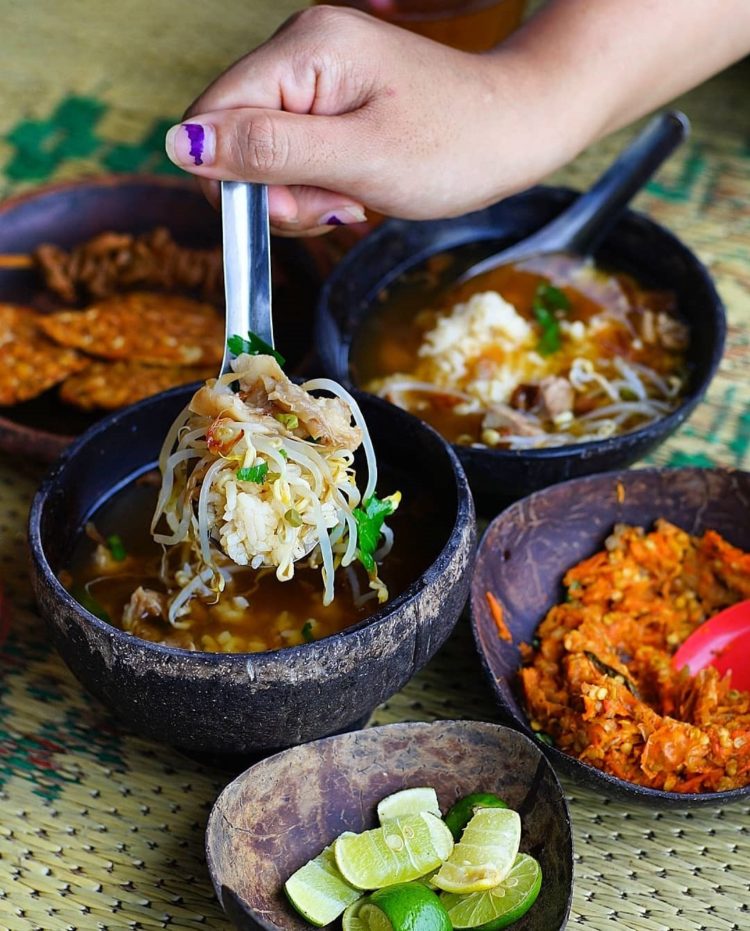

{"left": 165, "top": 6, "right": 582, "bottom": 234}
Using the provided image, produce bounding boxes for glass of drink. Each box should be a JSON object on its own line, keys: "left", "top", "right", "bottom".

{"left": 319, "top": 0, "right": 526, "bottom": 52}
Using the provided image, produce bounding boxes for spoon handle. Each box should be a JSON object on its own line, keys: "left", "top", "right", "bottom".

{"left": 460, "top": 110, "right": 690, "bottom": 281}
{"left": 220, "top": 181, "right": 273, "bottom": 376}
{"left": 539, "top": 110, "right": 690, "bottom": 256}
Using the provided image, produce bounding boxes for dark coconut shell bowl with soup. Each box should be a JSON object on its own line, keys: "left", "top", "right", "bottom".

{"left": 28, "top": 385, "right": 475, "bottom": 755}
{"left": 317, "top": 186, "right": 725, "bottom": 511}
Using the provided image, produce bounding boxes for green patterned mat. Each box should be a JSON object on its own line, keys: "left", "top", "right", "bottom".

{"left": 2, "top": 3, "right": 750, "bottom": 929}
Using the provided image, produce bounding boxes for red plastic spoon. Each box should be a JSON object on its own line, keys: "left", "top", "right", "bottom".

{"left": 672, "top": 600, "right": 750, "bottom": 692}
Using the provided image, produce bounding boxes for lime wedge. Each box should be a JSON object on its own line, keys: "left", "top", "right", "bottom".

{"left": 440, "top": 853, "right": 543, "bottom": 929}
{"left": 377, "top": 787, "right": 442, "bottom": 823}
{"left": 284, "top": 843, "right": 362, "bottom": 926}
{"left": 343, "top": 897, "right": 368, "bottom": 931}
{"left": 359, "top": 883, "right": 452, "bottom": 931}
{"left": 444, "top": 792, "right": 509, "bottom": 841}
{"left": 335, "top": 812, "right": 454, "bottom": 890}
{"left": 432, "top": 808, "right": 521, "bottom": 894}
{"left": 416, "top": 869, "right": 440, "bottom": 890}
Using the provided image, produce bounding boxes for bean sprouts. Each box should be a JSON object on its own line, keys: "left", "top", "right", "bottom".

{"left": 151, "top": 354, "right": 398, "bottom": 621}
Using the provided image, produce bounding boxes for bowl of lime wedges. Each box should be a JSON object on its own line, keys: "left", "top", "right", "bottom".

{"left": 205, "top": 720, "right": 573, "bottom": 930}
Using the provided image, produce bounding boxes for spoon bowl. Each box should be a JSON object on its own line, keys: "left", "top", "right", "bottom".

{"left": 673, "top": 599, "right": 750, "bottom": 691}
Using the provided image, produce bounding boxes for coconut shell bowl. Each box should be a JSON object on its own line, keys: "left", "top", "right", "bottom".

{"left": 471, "top": 466, "right": 750, "bottom": 807}
{"left": 27, "top": 385, "right": 475, "bottom": 756}
{"left": 205, "top": 720, "right": 573, "bottom": 931}
{"left": 316, "top": 186, "right": 725, "bottom": 512}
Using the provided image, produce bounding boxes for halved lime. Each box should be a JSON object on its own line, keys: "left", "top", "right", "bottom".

{"left": 284, "top": 843, "right": 362, "bottom": 926}
{"left": 335, "top": 812, "right": 454, "bottom": 890}
{"left": 444, "top": 792, "right": 509, "bottom": 841}
{"left": 360, "top": 882, "right": 452, "bottom": 931}
{"left": 377, "top": 787, "right": 442, "bottom": 823}
{"left": 343, "top": 897, "right": 368, "bottom": 931}
{"left": 440, "top": 853, "right": 542, "bottom": 929}
{"left": 432, "top": 808, "right": 521, "bottom": 894}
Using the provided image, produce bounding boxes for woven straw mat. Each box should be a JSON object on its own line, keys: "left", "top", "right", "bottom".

{"left": 1, "top": 2, "right": 750, "bottom": 929}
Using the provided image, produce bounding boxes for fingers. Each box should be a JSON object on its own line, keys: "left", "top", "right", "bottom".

{"left": 185, "top": 7, "right": 375, "bottom": 118}
{"left": 192, "top": 176, "right": 367, "bottom": 236}
{"left": 270, "top": 185, "right": 366, "bottom": 234}
{"left": 196, "top": 178, "right": 220, "bottom": 210}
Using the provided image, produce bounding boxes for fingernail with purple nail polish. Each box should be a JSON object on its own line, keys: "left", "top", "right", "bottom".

{"left": 318, "top": 206, "right": 367, "bottom": 227}
{"left": 165, "top": 122, "right": 215, "bottom": 168}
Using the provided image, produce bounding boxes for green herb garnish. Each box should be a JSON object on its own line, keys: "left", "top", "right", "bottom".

{"left": 71, "top": 586, "right": 111, "bottom": 624}
{"left": 227, "top": 331, "right": 286, "bottom": 367}
{"left": 279, "top": 448, "right": 288, "bottom": 460}
{"left": 275, "top": 413, "right": 299, "bottom": 430}
{"left": 301, "top": 620, "right": 316, "bottom": 643}
{"left": 533, "top": 283, "right": 571, "bottom": 356}
{"left": 353, "top": 493, "right": 401, "bottom": 573}
{"left": 536, "top": 732, "right": 555, "bottom": 747}
{"left": 106, "top": 534, "right": 127, "bottom": 562}
{"left": 237, "top": 462, "right": 268, "bottom": 484}
{"left": 537, "top": 283, "right": 569, "bottom": 312}
{"left": 285, "top": 508, "right": 303, "bottom": 527}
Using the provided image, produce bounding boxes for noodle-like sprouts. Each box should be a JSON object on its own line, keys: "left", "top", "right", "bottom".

{"left": 151, "top": 353, "right": 399, "bottom": 622}
{"left": 302, "top": 378, "right": 378, "bottom": 504}
{"left": 362, "top": 258, "right": 689, "bottom": 451}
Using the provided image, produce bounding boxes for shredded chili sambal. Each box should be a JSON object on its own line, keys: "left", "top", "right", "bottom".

{"left": 520, "top": 520, "right": 750, "bottom": 793}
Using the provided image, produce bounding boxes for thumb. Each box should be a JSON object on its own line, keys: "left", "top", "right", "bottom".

{"left": 165, "top": 107, "right": 367, "bottom": 192}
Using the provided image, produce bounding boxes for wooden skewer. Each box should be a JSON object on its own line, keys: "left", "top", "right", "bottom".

{"left": 0, "top": 254, "right": 34, "bottom": 270}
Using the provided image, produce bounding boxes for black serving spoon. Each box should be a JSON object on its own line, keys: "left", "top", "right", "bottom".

{"left": 458, "top": 110, "right": 690, "bottom": 284}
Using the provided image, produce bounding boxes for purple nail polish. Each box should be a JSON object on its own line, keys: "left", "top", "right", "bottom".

{"left": 316, "top": 206, "right": 367, "bottom": 226}
{"left": 183, "top": 123, "right": 205, "bottom": 166}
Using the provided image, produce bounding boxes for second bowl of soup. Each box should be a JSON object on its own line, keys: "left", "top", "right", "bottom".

{"left": 28, "top": 383, "right": 475, "bottom": 755}
{"left": 317, "top": 187, "right": 725, "bottom": 509}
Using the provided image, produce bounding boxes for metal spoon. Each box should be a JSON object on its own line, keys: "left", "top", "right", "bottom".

{"left": 218, "top": 181, "right": 320, "bottom": 565}
{"left": 458, "top": 110, "right": 690, "bottom": 284}
{"left": 220, "top": 181, "right": 273, "bottom": 375}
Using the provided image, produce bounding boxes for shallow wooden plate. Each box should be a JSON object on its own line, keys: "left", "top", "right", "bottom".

{"left": 205, "top": 720, "right": 573, "bottom": 930}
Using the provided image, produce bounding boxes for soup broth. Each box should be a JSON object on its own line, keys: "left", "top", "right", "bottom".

{"left": 353, "top": 252, "right": 689, "bottom": 450}
{"left": 66, "top": 465, "right": 443, "bottom": 654}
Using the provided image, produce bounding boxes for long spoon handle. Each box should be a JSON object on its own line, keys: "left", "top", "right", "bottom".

{"left": 220, "top": 181, "right": 273, "bottom": 375}
{"left": 540, "top": 110, "right": 690, "bottom": 255}
{"left": 461, "top": 110, "right": 690, "bottom": 280}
